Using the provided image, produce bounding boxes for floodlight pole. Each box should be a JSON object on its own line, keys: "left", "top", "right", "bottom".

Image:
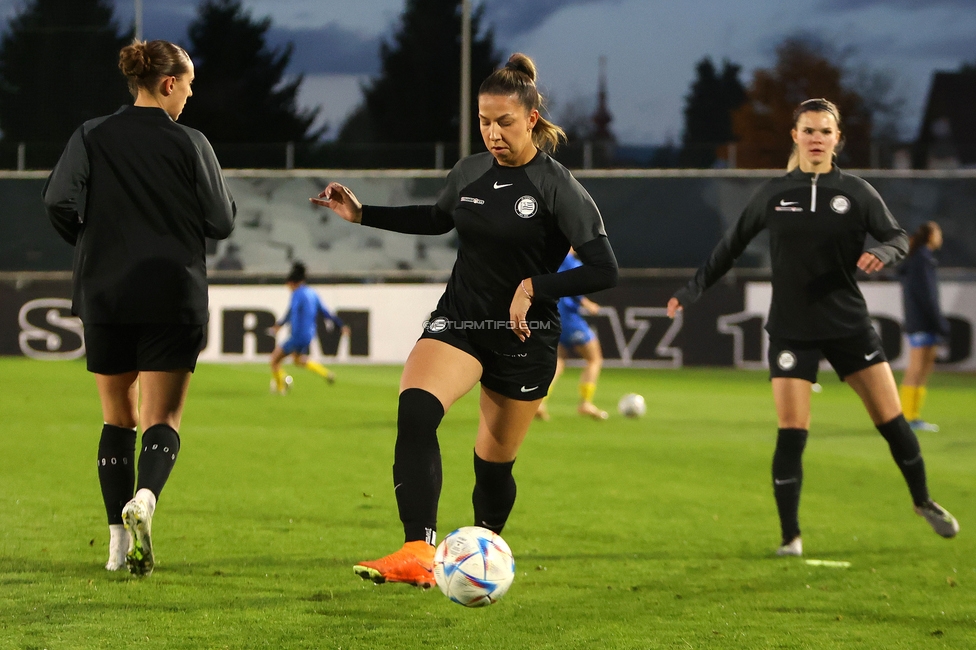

{"left": 459, "top": 0, "right": 471, "bottom": 159}
{"left": 134, "top": 0, "right": 143, "bottom": 41}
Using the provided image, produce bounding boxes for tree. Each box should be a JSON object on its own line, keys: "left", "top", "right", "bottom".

{"left": 179, "top": 0, "right": 321, "bottom": 147}
{"left": 0, "top": 0, "right": 130, "bottom": 149}
{"left": 732, "top": 36, "right": 872, "bottom": 169}
{"left": 339, "top": 0, "right": 499, "bottom": 149}
{"left": 679, "top": 57, "right": 747, "bottom": 168}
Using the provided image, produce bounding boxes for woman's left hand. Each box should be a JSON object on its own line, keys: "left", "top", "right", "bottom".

{"left": 857, "top": 252, "right": 884, "bottom": 274}
{"left": 510, "top": 279, "right": 534, "bottom": 342}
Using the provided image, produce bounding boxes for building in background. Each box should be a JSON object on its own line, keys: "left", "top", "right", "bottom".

{"left": 915, "top": 70, "right": 976, "bottom": 170}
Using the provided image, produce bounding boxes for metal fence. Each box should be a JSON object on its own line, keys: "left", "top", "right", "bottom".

{"left": 4, "top": 168, "right": 975, "bottom": 273}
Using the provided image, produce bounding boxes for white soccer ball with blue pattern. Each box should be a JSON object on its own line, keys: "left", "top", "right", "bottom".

{"left": 433, "top": 526, "right": 515, "bottom": 607}
{"left": 617, "top": 393, "right": 646, "bottom": 418}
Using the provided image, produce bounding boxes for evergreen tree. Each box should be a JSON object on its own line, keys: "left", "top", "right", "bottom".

{"left": 339, "top": 0, "right": 499, "bottom": 147}
{"left": 0, "top": 0, "right": 130, "bottom": 147}
{"left": 679, "top": 57, "right": 746, "bottom": 168}
{"left": 180, "top": 0, "right": 320, "bottom": 145}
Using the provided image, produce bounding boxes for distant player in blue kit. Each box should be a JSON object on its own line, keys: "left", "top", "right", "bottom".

{"left": 269, "top": 262, "right": 349, "bottom": 394}
{"left": 537, "top": 250, "right": 608, "bottom": 420}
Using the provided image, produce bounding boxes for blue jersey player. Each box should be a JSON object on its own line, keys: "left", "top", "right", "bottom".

{"left": 269, "top": 262, "right": 349, "bottom": 394}
{"left": 537, "top": 250, "right": 608, "bottom": 421}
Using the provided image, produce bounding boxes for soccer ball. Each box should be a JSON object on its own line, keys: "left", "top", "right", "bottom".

{"left": 617, "top": 393, "right": 646, "bottom": 418}
{"left": 433, "top": 526, "right": 515, "bottom": 607}
{"left": 269, "top": 375, "right": 293, "bottom": 394}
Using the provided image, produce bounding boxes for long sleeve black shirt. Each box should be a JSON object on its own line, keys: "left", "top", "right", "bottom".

{"left": 42, "top": 105, "right": 236, "bottom": 325}
{"left": 675, "top": 166, "right": 908, "bottom": 340}
{"left": 359, "top": 150, "right": 618, "bottom": 351}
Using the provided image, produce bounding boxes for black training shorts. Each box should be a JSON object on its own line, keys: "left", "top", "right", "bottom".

{"left": 768, "top": 327, "right": 887, "bottom": 383}
{"left": 85, "top": 323, "right": 206, "bottom": 375}
{"left": 419, "top": 309, "right": 557, "bottom": 401}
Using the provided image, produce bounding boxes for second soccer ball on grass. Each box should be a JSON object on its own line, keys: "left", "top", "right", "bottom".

{"left": 617, "top": 393, "right": 646, "bottom": 418}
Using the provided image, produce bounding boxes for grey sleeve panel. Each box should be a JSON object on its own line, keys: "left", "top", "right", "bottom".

{"left": 42, "top": 125, "right": 92, "bottom": 245}
{"left": 673, "top": 182, "right": 770, "bottom": 306}
{"left": 182, "top": 126, "right": 236, "bottom": 240}
{"left": 434, "top": 152, "right": 494, "bottom": 214}
{"left": 527, "top": 155, "right": 606, "bottom": 247}
{"left": 856, "top": 177, "right": 908, "bottom": 267}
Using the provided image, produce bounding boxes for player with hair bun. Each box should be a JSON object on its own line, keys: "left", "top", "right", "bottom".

{"left": 43, "top": 39, "right": 235, "bottom": 576}
{"left": 313, "top": 53, "right": 618, "bottom": 587}
{"left": 668, "top": 98, "right": 958, "bottom": 557}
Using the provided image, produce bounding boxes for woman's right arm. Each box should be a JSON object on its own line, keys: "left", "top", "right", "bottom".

{"left": 669, "top": 194, "right": 768, "bottom": 317}
{"left": 311, "top": 182, "right": 455, "bottom": 235}
{"left": 312, "top": 162, "right": 464, "bottom": 236}
{"left": 42, "top": 126, "right": 88, "bottom": 246}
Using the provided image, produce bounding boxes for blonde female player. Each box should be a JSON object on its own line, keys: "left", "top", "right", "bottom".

{"left": 43, "top": 39, "right": 235, "bottom": 576}
{"left": 668, "top": 98, "right": 958, "bottom": 557}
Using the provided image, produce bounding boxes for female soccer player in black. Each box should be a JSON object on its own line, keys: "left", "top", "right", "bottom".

{"left": 898, "top": 221, "right": 949, "bottom": 432}
{"left": 313, "top": 53, "right": 617, "bottom": 587}
{"left": 668, "top": 99, "right": 958, "bottom": 557}
{"left": 43, "top": 40, "right": 236, "bottom": 575}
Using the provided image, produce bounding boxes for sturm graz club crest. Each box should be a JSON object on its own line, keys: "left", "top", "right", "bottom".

{"left": 514, "top": 195, "right": 538, "bottom": 219}
{"left": 777, "top": 350, "right": 797, "bottom": 371}
{"left": 830, "top": 195, "right": 851, "bottom": 214}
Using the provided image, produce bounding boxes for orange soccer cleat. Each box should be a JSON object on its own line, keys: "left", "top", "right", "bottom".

{"left": 353, "top": 541, "right": 436, "bottom": 588}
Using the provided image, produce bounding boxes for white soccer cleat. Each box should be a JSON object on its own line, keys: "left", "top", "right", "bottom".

{"left": 776, "top": 536, "right": 803, "bottom": 557}
{"left": 909, "top": 419, "right": 940, "bottom": 433}
{"left": 122, "top": 496, "right": 155, "bottom": 576}
{"left": 915, "top": 500, "right": 959, "bottom": 539}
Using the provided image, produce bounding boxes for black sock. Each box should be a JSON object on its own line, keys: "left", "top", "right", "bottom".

{"left": 877, "top": 414, "right": 929, "bottom": 506}
{"left": 136, "top": 424, "right": 181, "bottom": 499}
{"left": 772, "top": 428, "right": 808, "bottom": 544}
{"left": 472, "top": 452, "right": 517, "bottom": 534}
{"left": 393, "top": 388, "right": 444, "bottom": 545}
{"left": 97, "top": 424, "right": 136, "bottom": 525}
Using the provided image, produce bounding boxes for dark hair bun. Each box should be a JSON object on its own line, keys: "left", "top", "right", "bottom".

{"left": 505, "top": 53, "right": 537, "bottom": 83}
{"left": 119, "top": 42, "right": 151, "bottom": 78}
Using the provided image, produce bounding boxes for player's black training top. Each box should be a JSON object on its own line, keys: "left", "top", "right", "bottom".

{"left": 674, "top": 166, "right": 908, "bottom": 340}
{"left": 899, "top": 246, "right": 949, "bottom": 336}
{"left": 360, "top": 150, "right": 618, "bottom": 351}
{"left": 43, "top": 105, "right": 236, "bottom": 325}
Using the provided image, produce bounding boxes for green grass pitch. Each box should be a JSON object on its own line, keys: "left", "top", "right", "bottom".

{"left": 1, "top": 358, "right": 974, "bottom": 649}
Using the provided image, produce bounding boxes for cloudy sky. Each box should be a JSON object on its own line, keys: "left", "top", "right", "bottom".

{"left": 2, "top": 0, "right": 975, "bottom": 143}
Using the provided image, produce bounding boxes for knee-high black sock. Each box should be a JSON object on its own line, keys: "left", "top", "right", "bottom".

{"left": 772, "top": 428, "right": 808, "bottom": 544}
{"left": 472, "top": 452, "right": 517, "bottom": 534}
{"left": 136, "top": 424, "right": 181, "bottom": 499}
{"left": 877, "top": 414, "right": 929, "bottom": 506}
{"left": 393, "top": 388, "right": 444, "bottom": 545}
{"left": 97, "top": 424, "right": 136, "bottom": 525}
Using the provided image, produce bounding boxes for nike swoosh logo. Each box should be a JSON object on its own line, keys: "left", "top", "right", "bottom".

{"left": 864, "top": 350, "right": 880, "bottom": 360}
{"left": 520, "top": 385, "right": 539, "bottom": 393}
{"left": 779, "top": 199, "right": 799, "bottom": 206}
{"left": 493, "top": 182, "right": 513, "bottom": 189}
{"left": 774, "top": 478, "right": 798, "bottom": 486}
